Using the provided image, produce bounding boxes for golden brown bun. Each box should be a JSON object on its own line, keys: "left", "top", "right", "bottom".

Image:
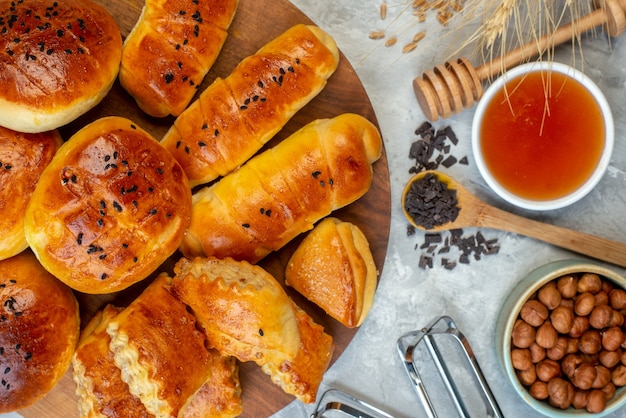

{"left": 0, "top": 127, "right": 62, "bottom": 261}
{"left": 161, "top": 23, "right": 340, "bottom": 187}
{"left": 0, "top": 0, "right": 122, "bottom": 133}
{"left": 106, "top": 274, "right": 242, "bottom": 418}
{"left": 171, "top": 256, "right": 333, "bottom": 403}
{"left": 24, "top": 116, "right": 192, "bottom": 294}
{"left": 261, "top": 302, "right": 334, "bottom": 404}
{"left": 180, "top": 113, "right": 382, "bottom": 263}
{"left": 285, "top": 217, "right": 377, "bottom": 328}
{"left": 120, "top": 0, "right": 238, "bottom": 117}
{"left": 72, "top": 305, "right": 153, "bottom": 418}
{"left": 0, "top": 251, "right": 80, "bottom": 413}
{"left": 171, "top": 257, "right": 301, "bottom": 366}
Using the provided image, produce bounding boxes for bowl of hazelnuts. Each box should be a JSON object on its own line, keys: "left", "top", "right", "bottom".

{"left": 495, "top": 260, "right": 626, "bottom": 416}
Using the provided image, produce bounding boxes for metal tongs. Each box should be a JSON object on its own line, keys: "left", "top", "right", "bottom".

{"left": 311, "top": 316, "right": 503, "bottom": 418}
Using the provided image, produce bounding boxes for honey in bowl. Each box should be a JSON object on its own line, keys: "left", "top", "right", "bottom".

{"left": 472, "top": 62, "right": 614, "bottom": 210}
{"left": 481, "top": 69, "right": 604, "bottom": 200}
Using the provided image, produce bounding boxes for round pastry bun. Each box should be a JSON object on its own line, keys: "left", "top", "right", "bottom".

{"left": 0, "top": 0, "right": 122, "bottom": 133}
{"left": 0, "top": 127, "right": 62, "bottom": 261}
{"left": 24, "top": 116, "right": 192, "bottom": 294}
{"left": 0, "top": 250, "right": 80, "bottom": 413}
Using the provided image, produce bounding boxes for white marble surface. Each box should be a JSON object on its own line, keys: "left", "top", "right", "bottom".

{"left": 273, "top": 1, "right": 626, "bottom": 417}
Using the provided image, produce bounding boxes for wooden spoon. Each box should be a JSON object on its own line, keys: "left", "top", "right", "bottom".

{"left": 402, "top": 171, "right": 626, "bottom": 268}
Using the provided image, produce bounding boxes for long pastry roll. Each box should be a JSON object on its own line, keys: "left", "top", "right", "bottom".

{"left": 120, "top": 0, "right": 239, "bottom": 117}
{"left": 180, "top": 113, "right": 382, "bottom": 264}
{"left": 161, "top": 24, "right": 340, "bottom": 187}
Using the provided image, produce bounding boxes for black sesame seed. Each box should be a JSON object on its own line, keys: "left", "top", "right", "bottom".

{"left": 133, "top": 257, "right": 138, "bottom": 262}
{"left": 165, "top": 72, "right": 174, "bottom": 84}
{"left": 259, "top": 329, "right": 264, "bottom": 336}
{"left": 260, "top": 208, "right": 265, "bottom": 214}
{"left": 122, "top": 243, "right": 129, "bottom": 248}
{"left": 185, "top": 146, "right": 190, "bottom": 154}
{"left": 265, "top": 209, "right": 271, "bottom": 217}
{"left": 201, "top": 123, "right": 208, "bottom": 130}
{"left": 312, "top": 171, "right": 321, "bottom": 178}
{"left": 198, "top": 141, "right": 206, "bottom": 147}
{"left": 97, "top": 219, "right": 104, "bottom": 227}
{"left": 214, "top": 129, "right": 219, "bottom": 136}
{"left": 100, "top": 273, "right": 107, "bottom": 280}
{"left": 99, "top": 254, "right": 106, "bottom": 260}
{"left": 176, "top": 140, "right": 181, "bottom": 148}
{"left": 240, "top": 105, "right": 247, "bottom": 110}
{"left": 149, "top": 208, "right": 157, "bottom": 215}
{"left": 156, "top": 168, "right": 163, "bottom": 175}
{"left": 242, "top": 223, "right": 250, "bottom": 228}
{"left": 329, "top": 178, "right": 334, "bottom": 185}
{"left": 76, "top": 233, "right": 83, "bottom": 245}
{"left": 113, "top": 201, "right": 122, "bottom": 212}
{"left": 71, "top": 174, "right": 77, "bottom": 183}
{"left": 4, "top": 367, "right": 10, "bottom": 374}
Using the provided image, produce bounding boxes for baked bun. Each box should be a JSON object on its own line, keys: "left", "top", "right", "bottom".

{"left": 161, "top": 23, "right": 340, "bottom": 187}
{"left": 261, "top": 302, "right": 334, "bottom": 403}
{"left": 0, "top": 127, "right": 62, "bottom": 261}
{"left": 285, "top": 217, "right": 377, "bottom": 328}
{"left": 72, "top": 305, "right": 153, "bottom": 418}
{"left": 0, "top": 250, "right": 80, "bottom": 413}
{"left": 119, "top": 0, "right": 238, "bottom": 117}
{"left": 180, "top": 113, "right": 382, "bottom": 263}
{"left": 0, "top": 0, "right": 122, "bottom": 133}
{"left": 24, "top": 116, "right": 192, "bottom": 294}
{"left": 104, "top": 274, "right": 242, "bottom": 418}
{"left": 171, "top": 256, "right": 301, "bottom": 366}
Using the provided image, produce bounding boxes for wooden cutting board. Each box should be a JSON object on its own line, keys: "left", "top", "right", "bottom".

{"left": 20, "top": 0, "right": 391, "bottom": 417}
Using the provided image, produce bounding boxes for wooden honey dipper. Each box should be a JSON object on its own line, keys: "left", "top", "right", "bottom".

{"left": 414, "top": 0, "right": 626, "bottom": 121}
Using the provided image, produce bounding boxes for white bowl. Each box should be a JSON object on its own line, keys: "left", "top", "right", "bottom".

{"left": 472, "top": 62, "right": 614, "bottom": 211}
{"left": 495, "top": 260, "right": 626, "bottom": 416}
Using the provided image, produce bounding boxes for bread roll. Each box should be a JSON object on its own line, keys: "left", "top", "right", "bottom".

{"left": 0, "top": 127, "right": 62, "bottom": 261}
{"left": 0, "top": 0, "right": 122, "bottom": 133}
{"left": 171, "top": 256, "right": 333, "bottom": 403}
{"left": 24, "top": 116, "right": 192, "bottom": 294}
{"left": 180, "top": 113, "right": 382, "bottom": 263}
{"left": 72, "top": 305, "right": 153, "bottom": 418}
{"left": 105, "top": 274, "right": 242, "bottom": 418}
{"left": 285, "top": 217, "right": 377, "bottom": 328}
{"left": 171, "top": 256, "right": 301, "bottom": 366}
{"left": 261, "top": 302, "right": 334, "bottom": 404}
{"left": 0, "top": 251, "right": 80, "bottom": 413}
{"left": 161, "top": 23, "right": 340, "bottom": 187}
{"left": 119, "top": 0, "right": 238, "bottom": 117}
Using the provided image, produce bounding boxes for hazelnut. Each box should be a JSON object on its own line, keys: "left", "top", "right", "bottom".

{"left": 578, "top": 273, "right": 603, "bottom": 294}
{"left": 546, "top": 337, "right": 568, "bottom": 361}
{"left": 512, "top": 319, "right": 535, "bottom": 348}
{"left": 586, "top": 389, "right": 607, "bottom": 413}
{"left": 557, "top": 274, "right": 578, "bottom": 299}
{"left": 536, "top": 321, "right": 558, "bottom": 349}
{"left": 521, "top": 300, "right": 549, "bottom": 327}
{"left": 595, "top": 290, "right": 609, "bottom": 306}
{"left": 559, "top": 298, "right": 574, "bottom": 309}
{"left": 572, "top": 363, "right": 597, "bottom": 390}
{"left": 609, "top": 289, "right": 626, "bottom": 310}
{"left": 589, "top": 304, "right": 613, "bottom": 329}
{"left": 566, "top": 337, "right": 579, "bottom": 354}
{"left": 536, "top": 359, "right": 561, "bottom": 382}
{"left": 574, "top": 292, "right": 596, "bottom": 316}
{"left": 612, "top": 364, "right": 626, "bottom": 386}
{"left": 572, "top": 389, "right": 589, "bottom": 409}
{"left": 538, "top": 282, "right": 561, "bottom": 310}
{"left": 599, "top": 348, "right": 622, "bottom": 368}
{"left": 579, "top": 330, "right": 602, "bottom": 354}
{"left": 529, "top": 342, "right": 546, "bottom": 363}
{"left": 517, "top": 365, "right": 537, "bottom": 386}
{"left": 592, "top": 365, "right": 612, "bottom": 389}
{"left": 529, "top": 380, "right": 549, "bottom": 400}
{"left": 601, "top": 381, "right": 616, "bottom": 400}
{"left": 547, "top": 377, "right": 574, "bottom": 409}
{"left": 608, "top": 309, "right": 624, "bottom": 328}
{"left": 550, "top": 306, "right": 574, "bottom": 334}
{"left": 511, "top": 348, "right": 533, "bottom": 371}
{"left": 602, "top": 326, "right": 625, "bottom": 352}
{"left": 568, "top": 316, "right": 589, "bottom": 338}
{"left": 562, "top": 354, "right": 582, "bottom": 379}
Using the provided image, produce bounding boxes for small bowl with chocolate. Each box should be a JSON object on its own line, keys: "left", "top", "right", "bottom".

{"left": 495, "top": 260, "right": 626, "bottom": 416}
{"left": 472, "top": 61, "right": 614, "bottom": 211}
